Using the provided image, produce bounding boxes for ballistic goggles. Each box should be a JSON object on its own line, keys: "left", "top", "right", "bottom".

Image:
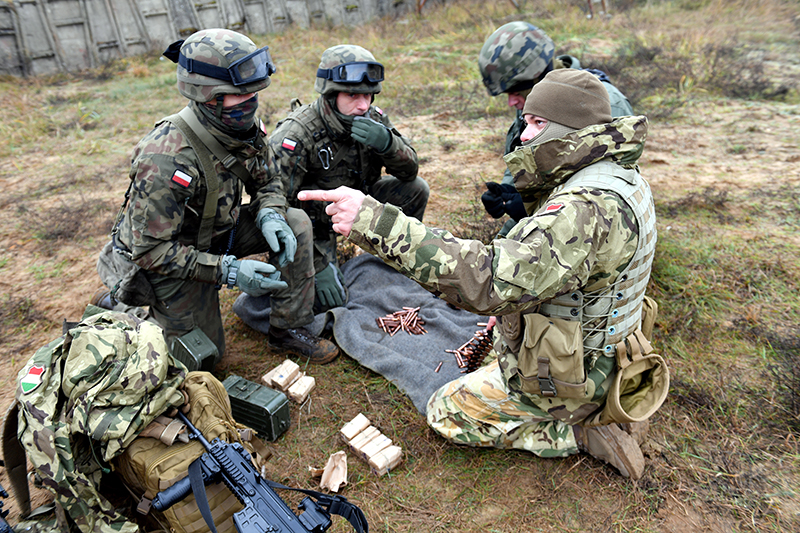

{"left": 168, "top": 42, "right": 276, "bottom": 85}
{"left": 316, "top": 61, "right": 384, "bottom": 84}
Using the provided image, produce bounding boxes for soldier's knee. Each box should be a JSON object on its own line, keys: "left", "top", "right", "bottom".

{"left": 286, "top": 207, "right": 313, "bottom": 237}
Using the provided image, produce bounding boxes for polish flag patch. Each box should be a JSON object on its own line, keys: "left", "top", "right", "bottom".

{"left": 374, "top": 106, "right": 384, "bottom": 116}
{"left": 20, "top": 365, "right": 46, "bottom": 394}
{"left": 171, "top": 169, "right": 192, "bottom": 188}
{"left": 281, "top": 138, "right": 298, "bottom": 151}
{"left": 259, "top": 119, "right": 267, "bottom": 135}
{"left": 544, "top": 203, "right": 565, "bottom": 214}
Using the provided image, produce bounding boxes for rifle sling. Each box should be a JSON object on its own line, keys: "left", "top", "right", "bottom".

{"left": 264, "top": 479, "right": 369, "bottom": 533}
{"left": 189, "top": 458, "right": 219, "bottom": 533}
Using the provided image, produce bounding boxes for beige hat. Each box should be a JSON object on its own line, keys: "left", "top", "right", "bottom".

{"left": 522, "top": 69, "right": 612, "bottom": 129}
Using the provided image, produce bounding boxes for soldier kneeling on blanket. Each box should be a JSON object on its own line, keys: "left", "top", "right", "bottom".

{"left": 262, "top": 44, "right": 428, "bottom": 315}
{"left": 298, "top": 69, "right": 668, "bottom": 480}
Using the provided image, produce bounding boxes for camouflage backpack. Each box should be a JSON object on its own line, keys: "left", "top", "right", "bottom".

{"left": 6, "top": 310, "right": 187, "bottom": 533}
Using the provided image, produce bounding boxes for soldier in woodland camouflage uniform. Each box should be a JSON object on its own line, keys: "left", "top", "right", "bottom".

{"left": 299, "top": 70, "right": 658, "bottom": 479}
{"left": 478, "top": 21, "right": 634, "bottom": 237}
{"left": 260, "top": 44, "right": 427, "bottom": 320}
{"left": 95, "top": 29, "right": 339, "bottom": 364}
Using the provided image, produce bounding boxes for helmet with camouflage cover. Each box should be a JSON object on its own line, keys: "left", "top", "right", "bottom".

{"left": 175, "top": 28, "right": 275, "bottom": 102}
{"left": 315, "top": 44, "right": 383, "bottom": 96}
{"left": 478, "top": 21, "right": 555, "bottom": 96}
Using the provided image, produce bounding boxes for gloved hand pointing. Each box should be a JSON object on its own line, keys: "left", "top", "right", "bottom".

{"left": 351, "top": 116, "right": 392, "bottom": 152}
{"left": 255, "top": 208, "right": 297, "bottom": 267}
{"left": 220, "top": 255, "right": 287, "bottom": 297}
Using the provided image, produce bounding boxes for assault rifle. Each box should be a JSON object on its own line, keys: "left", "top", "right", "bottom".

{"left": 0, "top": 461, "right": 15, "bottom": 533}
{"left": 152, "top": 411, "right": 368, "bottom": 533}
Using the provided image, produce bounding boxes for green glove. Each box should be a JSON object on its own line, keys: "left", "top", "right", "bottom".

{"left": 315, "top": 263, "right": 346, "bottom": 308}
{"left": 351, "top": 116, "right": 392, "bottom": 152}
{"left": 220, "top": 255, "right": 287, "bottom": 297}
{"left": 255, "top": 208, "right": 297, "bottom": 267}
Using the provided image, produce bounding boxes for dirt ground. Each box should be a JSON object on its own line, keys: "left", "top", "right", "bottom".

{"left": 1, "top": 92, "right": 799, "bottom": 530}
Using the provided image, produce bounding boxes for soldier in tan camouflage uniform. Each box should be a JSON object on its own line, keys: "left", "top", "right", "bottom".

{"left": 299, "top": 70, "right": 658, "bottom": 479}
{"left": 478, "top": 21, "right": 634, "bottom": 237}
{"left": 260, "top": 44, "right": 427, "bottom": 319}
{"left": 96, "top": 28, "right": 339, "bottom": 365}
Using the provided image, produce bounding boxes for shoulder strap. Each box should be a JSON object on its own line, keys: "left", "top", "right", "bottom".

{"left": 163, "top": 109, "right": 220, "bottom": 252}
{"left": 2, "top": 401, "right": 30, "bottom": 516}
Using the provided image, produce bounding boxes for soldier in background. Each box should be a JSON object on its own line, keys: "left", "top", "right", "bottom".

{"left": 298, "top": 70, "right": 658, "bottom": 479}
{"left": 95, "top": 29, "right": 339, "bottom": 365}
{"left": 478, "top": 21, "right": 634, "bottom": 237}
{"left": 242, "top": 44, "right": 427, "bottom": 320}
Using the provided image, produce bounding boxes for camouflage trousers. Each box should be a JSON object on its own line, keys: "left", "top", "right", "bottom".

{"left": 426, "top": 359, "right": 580, "bottom": 458}
{"left": 148, "top": 207, "right": 315, "bottom": 359}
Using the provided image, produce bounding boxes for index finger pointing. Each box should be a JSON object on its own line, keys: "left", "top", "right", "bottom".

{"left": 298, "top": 189, "right": 337, "bottom": 202}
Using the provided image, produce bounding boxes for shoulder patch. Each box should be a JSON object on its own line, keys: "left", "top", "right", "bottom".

{"left": 171, "top": 169, "right": 192, "bottom": 188}
{"left": 374, "top": 106, "right": 384, "bottom": 116}
{"left": 541, "top": 203, "right": 565, "bottom": 215}
{"left": 281, "top": 138, "right": 298, "bottom": 151}
{"left": 20, "top": 364, "right": 46, "bottom": 394}
{"left": 259, "top": 119, "right": 267, "bottom": 136}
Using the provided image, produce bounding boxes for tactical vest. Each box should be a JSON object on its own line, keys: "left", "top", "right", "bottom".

{"left": 278, "top": 100, "right": 376, "bottom": 200}
{"left": 500, "top": 161, "right": 657, "bottom": 402}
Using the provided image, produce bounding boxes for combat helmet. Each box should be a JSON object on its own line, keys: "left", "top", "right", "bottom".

{"left": 478, "top": 21, "right": 555, "bottom": 96}
{"left": 166, "top": 28, "right": 276, "bottom": 102}
{"left": 315, "top": 44, "right": 383, "bottom": 96}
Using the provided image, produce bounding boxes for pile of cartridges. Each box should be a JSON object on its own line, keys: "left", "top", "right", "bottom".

{"left": 375, "top": 307, "right": 427, "bottom": 336}
{"left": 262, "top": 359, "right": 316, "bottom": 403}
{"left": 340, "top": 413, "right": 403, "bottom": 476}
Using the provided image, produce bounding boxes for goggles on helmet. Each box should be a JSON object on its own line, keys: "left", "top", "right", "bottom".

{"left": 175, "top": 45, "right": 276, "bottom": 85}
{"left": 316, "top": 61, "right": 384, "bottom": 84}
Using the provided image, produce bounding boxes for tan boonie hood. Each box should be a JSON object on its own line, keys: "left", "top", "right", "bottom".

{"left": 503, "top": 115, "right": 649, "bottom": 211}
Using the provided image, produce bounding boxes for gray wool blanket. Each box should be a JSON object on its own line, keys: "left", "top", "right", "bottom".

{"left": 232, "top": 254, "right": 489, "bottom": 413}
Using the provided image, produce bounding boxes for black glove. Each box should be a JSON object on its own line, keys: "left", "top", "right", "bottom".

{"left": 481, "top": 182, "right": 527, "bottom": 221}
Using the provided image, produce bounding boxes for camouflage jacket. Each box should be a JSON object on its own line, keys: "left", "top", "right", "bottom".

{"left": 115, "top": 102, "right": 285, "bottom": 284}
{"left": 16, "top": 311, "right": 186, "bottom": 533}
{"left": 269, "top": 95, "right": 418, "bottom": 207}
{"left": 348, "top": 114, "right": 648, "bottom": 327}
{"left": 500, "top": 55, "right": 634, "bottom": 186}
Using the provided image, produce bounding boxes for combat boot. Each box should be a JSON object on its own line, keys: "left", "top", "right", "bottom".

{"left": 573, "top": 424, "right": 645, "bottom": 480}
{"left": 90, "top": 287, "right": 114, "bottom": 310}
{"left": 619, "top": 419, "right": 650, "bottom": 446}
{"left": 269, "top": 326, "right": 340, "bottom": 364}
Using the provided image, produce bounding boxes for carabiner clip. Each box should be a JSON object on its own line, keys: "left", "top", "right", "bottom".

{"left": 318, "top": 146, "right": 333, "bottom": 170}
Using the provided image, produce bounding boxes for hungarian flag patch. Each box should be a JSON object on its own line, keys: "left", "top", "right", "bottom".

{"left": 20, "top": 364, "right": 46, "bottom": 394}
{"left": 281, "top": 138, "right": 297, "bottom": 151}
{"left": 171, "top": 169, "right": 193, "bottom": 188}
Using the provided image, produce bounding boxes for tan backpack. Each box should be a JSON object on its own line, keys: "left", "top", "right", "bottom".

{"left": 112, "top": 371, "right": 271, "bottom": 533}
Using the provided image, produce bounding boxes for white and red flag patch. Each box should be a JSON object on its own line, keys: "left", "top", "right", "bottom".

{"left": 281, "top": 138, "right": 298, "bottom": 151}
{"left": 20, "top": 364, "right": 46, "bottom": 394}
{"left": 171, "top": 169, "right": 193, "bottom": 188}
{"left": 544, "top": 203, "right": 565, "bottom": 214}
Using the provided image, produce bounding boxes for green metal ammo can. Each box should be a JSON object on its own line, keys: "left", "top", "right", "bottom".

{"left": 171, "top": 328, "right": 218, "bottom": 372}
{"left": 222, "top": 374, "right": 291, "bottom": 441}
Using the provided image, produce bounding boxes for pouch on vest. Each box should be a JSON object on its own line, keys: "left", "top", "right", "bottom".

{"left": 112, "top": 372, "right": 271, "bottom": 533}
{"left": 97, "top": 240, "right": 157, "bottom": 307}
{"left": 515, "top": 314, "right": 588, "bottom": 399}
{"left": 584, "top": 329, "right": 670, "bottom": 427}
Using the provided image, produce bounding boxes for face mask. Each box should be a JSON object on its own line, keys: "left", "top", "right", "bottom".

{"left": 203, "top": 94, "right": 259, "bottom": 131}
